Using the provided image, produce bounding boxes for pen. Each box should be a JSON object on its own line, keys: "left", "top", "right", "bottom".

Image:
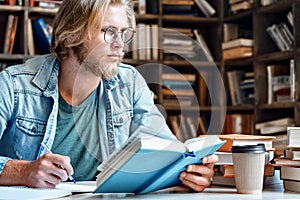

{"left": 41, "top": 142, "right": 76, "bottom": 184}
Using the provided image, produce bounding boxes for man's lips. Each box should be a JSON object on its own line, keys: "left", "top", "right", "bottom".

{"left": 107, "top": 54, "right": 121, "bottom": 58}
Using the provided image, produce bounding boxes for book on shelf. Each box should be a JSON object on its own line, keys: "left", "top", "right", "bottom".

{"left": 146, "top": 0, "right": 159, "bottom": 14}
{"left": 266, "top": 22, "right": 293, "bottom": 52}
{"left": 3, "top": 14, "right": 18, "bottom": 54}
{"left": 255, "top": 117, "right": 294, "bottom": 130}
{"left": 162, "top": 0, "right": 197, "bottom": 15}
{"left": 287, "top": 127, "right": 300, "bottom": 149}
{"left": 198, "top": 116, "right": 207, "bottom": 135}
{"left": 4, "top": 0, "right": 16, "bottom": 5}
{"left": 287, "top": 10, "right": 293, "bottom": 27}
{"left": 217, "top": 134, "right": 275, "bottom": 152}
{"left": 168, "top": 115, "right": 203, "bottom": 141}
{"left": 259, "top": 126, "right": 291, "bottom": 135}
{"left": 260, "top": 0, "right": 278, "bottom": 6}
{"left": 230, "top": 0, "right": 253, "bottom": 13}
{"left": 32, "top": 18, "right": 52, "bottom": 54}
{"left": 197, "top": 71, "right": 208, "bottom": 106}
{"left": 138, "top": 0, "right": 146, "bottom": 14}
{"left": 27, "top": 19, "right": 35, "bottom": 56}
{"left": 162, "top": 0, "right": 194, "bottom": 5}
{"left": 223, "top": 23, "right": 238, "bottom": 42}
{"left": 283, "top": 180, "right": 300, "bottom": 193}
{"left": 228, "top": 0, "right": 246, "bottom": 4}
{"left": 223, "top": 23, "right": 253, "bottom": 42}
{"left": 194, "top": 0, "right": 216, "bottom": 17}
{"left": 221, "top": 38, "right": 253, "bottom": 50}
{"left": 224, "top": 114, "right": 254, "bottom": 134}
{"left": 193, "top": 29, "right": 213, "bottom": 62}
{"left": 267, "top": 64, "right": 292, "bottom": 104}
{"left": 255, "top": 117, "right": 294, "bottom": 135}
{"left": 222, "top": 46, "right": 253, "bottom": 60}
{"left": 227, "top": 70, "right": 248, "bottom": 105}
{"left": 162, "top": 87, "right": 194, "bottom": 97}
{"left": 94, "top": 130, "right": 225, "bottom": 194}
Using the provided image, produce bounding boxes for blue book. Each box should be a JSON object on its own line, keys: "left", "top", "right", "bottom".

{"left": 94, "top": 130, "right": 225, "bottom": 194}
{"left": 31, "top": 18, "right": 51, "bottom": 54}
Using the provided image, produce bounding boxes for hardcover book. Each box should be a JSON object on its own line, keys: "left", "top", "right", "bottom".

{"left": 32, "top": 18, "right": 51, "bottom": 54}
{"left": 94, "top": 129, "right": 225, "bottom": 194}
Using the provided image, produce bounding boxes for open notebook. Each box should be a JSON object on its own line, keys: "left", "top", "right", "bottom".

{"left": 0, "top": 181, "right": 96, "bottom": 200}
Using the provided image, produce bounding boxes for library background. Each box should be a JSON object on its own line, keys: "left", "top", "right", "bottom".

{"left": 1, "top": 0, "right": 300, "bottom": 191}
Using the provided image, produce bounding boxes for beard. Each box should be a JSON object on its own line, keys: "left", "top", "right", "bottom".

{"left": 82, "top": 51, "right": 125, "bottom": 80}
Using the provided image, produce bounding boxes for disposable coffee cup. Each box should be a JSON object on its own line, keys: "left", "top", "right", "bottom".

{"left": 231, "top": 144, "right": 266, "bottom": 194}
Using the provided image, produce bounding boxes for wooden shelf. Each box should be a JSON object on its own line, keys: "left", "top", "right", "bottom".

{"left": 162, "top": 15, "right": 219, "bottom": 23}
{"left": 0, "top": 5, "right": 24, "bottom": 11}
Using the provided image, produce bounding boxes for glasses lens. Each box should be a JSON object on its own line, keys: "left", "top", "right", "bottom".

{"left": 104, "top": 27, "right": 116, "bottom": 43}
{"left": 122, "top": 28, "right": 135, "bottom": 44}
{"left": 103, "top": 27, "right": 135, "bottom": 44}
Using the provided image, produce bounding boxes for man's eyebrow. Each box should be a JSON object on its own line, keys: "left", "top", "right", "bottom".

{"left": 101, "top": 25, "right": 130, "bottom": 29}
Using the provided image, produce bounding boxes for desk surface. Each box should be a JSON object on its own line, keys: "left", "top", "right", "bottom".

{"left": 56, "top": 183, "right": 300, "bottom": 200}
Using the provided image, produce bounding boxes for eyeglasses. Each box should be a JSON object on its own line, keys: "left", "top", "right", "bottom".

{"left": 101, "top": 26, "right": 136, "bottom": 44}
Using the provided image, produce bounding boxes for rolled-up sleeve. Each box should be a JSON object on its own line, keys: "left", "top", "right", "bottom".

{"left": 0, "top": 70, "right": 15, "bottom": 173}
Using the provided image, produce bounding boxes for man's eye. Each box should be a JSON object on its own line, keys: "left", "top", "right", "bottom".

{"left": 106, "top": 27, "right": 115, "bottom": 33}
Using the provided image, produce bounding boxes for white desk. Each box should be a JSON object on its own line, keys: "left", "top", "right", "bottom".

{"left": 56, "top": 183, "right": 300, "bottom": 200}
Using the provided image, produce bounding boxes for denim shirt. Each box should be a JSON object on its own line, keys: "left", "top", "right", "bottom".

{"left": 0, "top": 54, "right": 175, "bottom": 173}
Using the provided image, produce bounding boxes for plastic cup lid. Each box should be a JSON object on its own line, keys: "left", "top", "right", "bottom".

{"left": 231, "top": 143, "right": 266, "bottom": 153}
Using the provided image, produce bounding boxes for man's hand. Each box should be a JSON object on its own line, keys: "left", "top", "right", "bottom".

{"left": 0, "top": 153, "right": 74, "bottom": 188}
{"left": 179, "top": 154, "right": 218, "bottom": 192}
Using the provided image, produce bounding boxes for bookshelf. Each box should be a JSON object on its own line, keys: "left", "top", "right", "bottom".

{"left": 1, "top": 0, "right": 300, "bottom": 146}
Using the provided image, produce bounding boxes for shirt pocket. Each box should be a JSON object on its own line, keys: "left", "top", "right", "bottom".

{"left": 14, "top": 117, "right": 47, "bottom": 160}
{"left": 113, "top": 109, "right": 133, "bottom": 143}
{"left": 113, "top": 109, "right": 133, "bottom": 126}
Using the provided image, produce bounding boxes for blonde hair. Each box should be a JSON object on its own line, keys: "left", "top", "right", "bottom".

{"left": 50, "top": 0, "right": 136, "bottom": 62}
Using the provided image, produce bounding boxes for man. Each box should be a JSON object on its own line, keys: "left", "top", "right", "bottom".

{"left": 0, "top": 0, "right": 218, "bottom": 192}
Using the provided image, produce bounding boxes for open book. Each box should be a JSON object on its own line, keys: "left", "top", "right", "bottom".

{"left": 94, "top": 130, "right": 225, "bottom": 194}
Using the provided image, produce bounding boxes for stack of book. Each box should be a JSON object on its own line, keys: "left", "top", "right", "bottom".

{"left": 212, "top": 134, "right": 276, "bottom": 187}
{"left": 162, "top": 28, "right": 197, "bottom": 60}
{"left": 222, "top": 38, "right": 253, "bottom": 60}
{"left": 275, "top": 127, "right": 300, "bottom": 193}
{"left": 256, "top": 117, "right": 295, "bottom": 156}
{"left": 162, "top": 73, "right": 196, "bottom": 107}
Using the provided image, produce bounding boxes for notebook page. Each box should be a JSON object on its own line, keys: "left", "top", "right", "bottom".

{"left": 0, "top": 186, "right": 71, "bottom": 200}
{"left": 56, "top": 181, "right": 96, "bottom": 193}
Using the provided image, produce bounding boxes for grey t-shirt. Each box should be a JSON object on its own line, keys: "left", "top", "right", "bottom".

{"left": 52, "top": 86, "right": 101, "bottom": 181}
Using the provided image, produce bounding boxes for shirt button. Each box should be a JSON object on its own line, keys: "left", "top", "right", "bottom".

{"left": 32, "top": 126, "right": 37, "bottom": 133}
{"left": 119, "top": 117, "right": 123, "bottom": 123}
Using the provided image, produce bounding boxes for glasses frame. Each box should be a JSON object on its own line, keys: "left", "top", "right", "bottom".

{"left": 101, "top": 26, "right": 136, "bottom": 44}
